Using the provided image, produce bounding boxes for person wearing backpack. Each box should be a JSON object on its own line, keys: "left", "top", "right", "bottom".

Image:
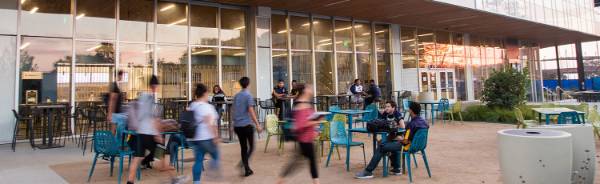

{"left": 189, "top": 83, "right": 221, "bottom": 184}
{"left": 278, "top": 84, "right": 321, "bottom": 184}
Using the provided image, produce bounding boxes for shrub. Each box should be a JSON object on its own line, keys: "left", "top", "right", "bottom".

{"left": 481, "top": 67, "right": 529, "bottom": 109}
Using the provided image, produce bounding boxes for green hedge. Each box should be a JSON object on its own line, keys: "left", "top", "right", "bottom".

{"left": 450, "top": 104, "right": 588, "bottom": 124}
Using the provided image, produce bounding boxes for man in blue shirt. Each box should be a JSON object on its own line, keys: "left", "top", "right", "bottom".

{"left": 355, "top": 101, "right": 429, "bottom": 179}
{"left": 232, "top": 77, "right": 262, "bottom": 177}
{"left": 364, "top": 80, "right": 381, "bottom": 109}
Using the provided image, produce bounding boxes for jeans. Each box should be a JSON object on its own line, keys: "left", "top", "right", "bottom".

{"left": 234, "top": 125, "right": 255, "bottom": 172}
{"left": 365, "top": 141, "right": 403, "bottom": 172}
{"left": 281, "top": 142, "right": 319, "bottom": 179}
{"left": 191, "top": 139, "right": 220, "bottom": 182}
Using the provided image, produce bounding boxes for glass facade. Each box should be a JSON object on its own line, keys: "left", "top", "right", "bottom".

{"left": 14, "top": 0, "right": 248, "bottom": 107}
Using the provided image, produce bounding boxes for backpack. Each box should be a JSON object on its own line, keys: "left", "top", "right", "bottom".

{"left": 179, "top": 110, "right": 196, "bottom": 139}
{"left": 366, "top": 119, "right": 397, "bottom": 133}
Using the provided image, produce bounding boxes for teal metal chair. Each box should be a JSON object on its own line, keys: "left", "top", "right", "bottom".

{"left": 402, "top": 99, "right": 411, "bottom": 120}
{"left": 326, "top": 105, "right": 341, "bottom": 122}
{"left": 432, "top": 98, "right": 450, "bottom": 125}
{"left": 405, "top": 129, "right": 432, "bottom": 183}
{"left": 325, "top": 114, "right": 366, "bottom": 171}
{"left": 558, "top": 111, "right": 582, "bottom": 124}
{"left": 87, "top": 130, "right": 133, "bottom": 184}
{"left": 356, "top": 104, "right": 378, "bottom": 127}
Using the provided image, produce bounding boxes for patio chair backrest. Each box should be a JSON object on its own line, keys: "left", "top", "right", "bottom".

{"left": 407, "top": 129, "right": 429, "bottom": 154}
{"left": 452, "top": 100, "right": 462, "bottom": 113}
{"left": 318, "top": 121, "right": 331, "bottom": 141}
{"left": 330, "top": 114, "right": 348, "bottom": 144}
{"left": 93, "top": 130, "right": 119, "bottom": 156}
{"left": 402, "top": 99, "right": 410, "bottom": 111}
{"left": 513, "top": 107, "right": 525, "bottom": 123}
{"left": 266, "top": 114, "right": 280, "bottom": 134}
{"left": 439, "top": 98, "right": 450, "bottom": 111}
{"left": 326, "top": 105, "right": 341, "bottom": 121}
{"left": 364, "top": 104, "right": 378, "bottom": 121}
{"left": 558, "top": 111, "right": 582, "bottom": 124}
{"left": 588, "top": 105, "right": 600, "bottom": 123}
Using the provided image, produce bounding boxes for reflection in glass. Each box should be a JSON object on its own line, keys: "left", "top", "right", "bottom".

{"left": 222, "top": 48, "right": 246, "bottom": 95}
{"left": 354, "top": 22, "right": 371, "bottom": 52}
{"left": 337, "top": 53, "right": 354, "bottom": 93}
{"left": 21, "top": 0, "right": 72, "bottom": 37}
{"left": 272, "top": 51, "right": 288, "bottom": 86}
{"left": 157, "top": 2, "right": 188, "bottom": 43}
{"left": 76, "top": 0, "right": 116, "bottom": 39}
{"left": 290, "top": 16, "right": 310, "bottom": 50}
{"left": 335, "top": 20, "right": 352, "bottom": 52}
{"left": 190, "top": 5, "right": 218, "bottom": 45}
{"left": 0, "top": 0, "right": 17, "bottom": 34}
{"left": 190, "top": 47, "right": 218, "bottom": 93}
{"left": 221, "top": 8, "right": 245, "bottom": 47}
{"left": 120, "top": 0, "right": 154, "bottom": 42}
{"left": 357, "top": 53, "right": 371, "bottom": 81}
{"left": 271, "top": 14, "right": 287, "bottom": 50}
{"left": 20, "top": 37, "right": 71, "bottom": 104}
{"left": 119, "top": 43, "right": 153, "bottom": 99}
{"left": 292, "top": 52, "right": 312, "bottom": 84}
{"left": 315, "top": 52, "right": 334, "bottom": 95}
{"left": 75, "top": 41, "right": 115, "bottom": 102}
{"left": 375, "top": 25, "right": 389, "bottom": 53}
{"left": 401, "top": 27, "right": 417, "bottom": 68}
{"left": 377, "top": 53, "right": 392, "bottom": 98}
{"left": 157, "top": 45, "right": 187, "bottom": 99}
{"left": 313, "top": 18, "right": 332, "bottom": 51}
{"left": 418, "top": 29, "right": 434, "bottom": 67}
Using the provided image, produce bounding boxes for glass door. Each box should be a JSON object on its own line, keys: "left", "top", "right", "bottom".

{"left": 420, "top": 69, "right": 456, "bottom": 101}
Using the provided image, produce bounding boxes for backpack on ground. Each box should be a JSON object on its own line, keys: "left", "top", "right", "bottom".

{"left": 179, "top": 110, "right": 196, "bottom": 138}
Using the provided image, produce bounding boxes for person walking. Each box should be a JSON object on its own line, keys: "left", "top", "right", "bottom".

{"left": 189, "top": 83, "right": 221, "bottom": 184}
{"left": 278, "top": 83, "right": 321, "bottom": 184}
{"left": 232, "top": 77, "right": 262, "bottom": 177}
{"left": 211, "top": 85, "right": 226, "bottom": 126}
{"left": 107, "top": 70, "right": 127, "bottom": 135}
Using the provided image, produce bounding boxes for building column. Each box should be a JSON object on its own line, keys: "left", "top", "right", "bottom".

{"left": 554, "top": 45, "right": 562, "bottom": 99}
{"left": 575, "top": 41, "right": 586, "bottom": 91}
{"left": 251, "top": 6, "right": 273, "bottom": 100}
{"left": 464, "top": 34, "right": 475, "bottom": 101}
{"left": 390, "top": 24, "right": 402, "bottom": 92}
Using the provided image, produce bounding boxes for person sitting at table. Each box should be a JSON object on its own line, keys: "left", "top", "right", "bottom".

{"left": 349, "top": 79, "right": 364, "bottom": 107}
{"left": 355, "top": 101, "right": 429, "bottom": 179}
{"left": 272, "top": 80, "right": 289, "bottom": 118}
{"left": 364, "top": 80, "right": 382, "bottom": 109}
{"left": 289, "top": 80, "right": 300, "bottom": 99}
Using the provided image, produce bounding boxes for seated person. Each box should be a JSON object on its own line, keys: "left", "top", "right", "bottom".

{"left": 378, "top": 101, "right": 405, "bottom": 141}
{"left": 355, "top": 101, "right": 429, "bottom": 179}
{"left": 272, "top": 80, "right": 289, "bottom": 118}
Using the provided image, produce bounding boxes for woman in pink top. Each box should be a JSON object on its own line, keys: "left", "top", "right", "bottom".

{"left": 278, "top": 84, "right": 321, "bottom": 184}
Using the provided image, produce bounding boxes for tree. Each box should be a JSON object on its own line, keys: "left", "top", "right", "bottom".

{"left": 481, "top": 67, "right": 529, "bottom": 109}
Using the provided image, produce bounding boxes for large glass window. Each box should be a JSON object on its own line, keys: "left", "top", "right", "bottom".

{"left": 220, "top": 8, "right": 245, "bottom": 47}
{"left": 271, "top": 14, "right": 287, "bottom": 50}
{"left": 0, "top": 36, "right": 16, "bottom": 143}
{"left": 357, "top": 53, "right": 371, "bottom": 81}
{"left": 376, "top": 24, "right": 391, "bottom": 98}
{"left": 157, "top": 45, "right": 187, "bottom": 99}
{"left": 222, "top": 48, "right": 246, "bottom": 95}
{"left": 191, "top": 47, "right": 218, "bottom": 94}
{"left": 335, "top": 20, "right": 352, "bottom": 52}
{"left": 119, "top": 0, "right": 154, "bottom": 42}
{"left": 289, "top": 16, "right": 310, "bottom": 50}
{"left": 21, "top": 0, "right": 72, "bottom": 37}
{"left": 75, "top": 0, "right": 116, "bottom": 39}
{"left": 157, "top": 1, "right": 188, "bottom": 44}
{"left": 119, "top": 43, "right": 153, "bottom": 99}
{"left": 417, "top": 29, "right": 434, "bottom": 68}
{"left": 291, "top": 52, "right": 312, "bottom": 84}
{"left": 272, "top": 51, "right": 288, "bottom": 86}
{"left": 0, "top": 0, "right": 17, "bottom": 34}
{"left": 75, "top": 41, "right": 115, "bottom": 102}
{"left": 401, "top": 27, "right": 417, "bottom": 68}
{"left": 315, "top": 52, "right": 334, "bottom": 95}
{"left": 337, "top": 53, "right": 354, "bottom": 93}
{"left": 20, "top": 37, "right": 71, "bottom": 104}
{"left": 313, "top": 18, "right": 332, "bottom": 51}
{"left": 190, "top": 5, "right": 218, "bottom": 46}
{"left": 354, "top": 22, "right": 371, "bottom": 52}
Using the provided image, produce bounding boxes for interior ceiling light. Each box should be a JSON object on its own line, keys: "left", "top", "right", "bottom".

{"left": 234, "top": 26, "right": 245, "bottom": 30}
{"left": 277, "top": 29, "right": 290, "bottom": 34}
{"left": 318, "top": 39, "right": 331, "bottom": 43}
{"left": 20, "top": 0, "right": 26, "bottom": 4}
{"left": 418, "top": 33, "right": 433, "bottom": 37}
{"left": 192, "top": 49, "right": 212, "bottom": 55}
{"left": 272, "top": 53, "right": 288, "bottom": 57}
{"left": 19, "top": 42, "right": 30, "bottom": 50}
{"left": 374, "top": 30, "right": 386, "bottom": 34}
{"left": 233, "top": 52, "right": 246, "bottom": 56}
{"left": 361, "top": 32, "right": 370, "bottom": 36}
{"left": 76, "top": 13, "right": 86, "bottom": 20}
{"left": 86, "top": 45, "right": 102, "bottom": 52}
{"left": 29, "top": 7, "right": 38, "bottom": 14}
{"left": 160, "top": 4, "right": 175, "bottom": 12}
{"left": 167, "top": 18, "right": 187, "bottom": 27}
{"left": 324, "top": 0, "right": 351, "bottom": 7}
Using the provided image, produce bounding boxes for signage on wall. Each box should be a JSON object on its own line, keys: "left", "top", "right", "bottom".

{"left": 21, "top": 71, "right": 42, "bottom": 80}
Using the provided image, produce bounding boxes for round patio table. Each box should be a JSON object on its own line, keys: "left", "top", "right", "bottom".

{"left": 350, "top": 127, "right": 406, "bottom": 177}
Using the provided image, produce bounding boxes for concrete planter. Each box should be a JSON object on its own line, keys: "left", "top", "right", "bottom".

{"left": 498, "top": 129, "right": 573, "bottom": 184}
{"left": 532, "top": 124, "right": 596, "bottom": 184}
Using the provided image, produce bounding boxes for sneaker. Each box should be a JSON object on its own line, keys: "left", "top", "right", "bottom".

{"left": 354, "top": 170, "right": 374, "bottom": 179}
{"left": 171, "top": 175, "right": 190, "bottom": 184}
{"left": 391, "top": 169, "right": 403, "bottom": 176}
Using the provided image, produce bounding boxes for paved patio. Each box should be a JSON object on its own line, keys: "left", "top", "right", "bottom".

{"left": 2, "top": 121, "right": 599, "bottom": 184}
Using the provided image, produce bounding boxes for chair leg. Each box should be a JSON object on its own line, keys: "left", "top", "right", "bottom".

{"left": 412, "top": 153, "right": 418, "bottom": 168}
{"left": 336, "top": 145, "right": 341, "bottom": 160}
{"left": 325, "top": 144, "right": 334, "bottom": 167}
{"left": 264, "top": 134, "right": 271, "bottom": 153}
{"left": 118, "top": 155, "right": 124, "bottom": 184}
{"left": 406, "top": 153, "right": 413, "bottom": 183}
{"left": 422, "top": 150, "right": 432, "bottom": 178}
{"left": 361, "top": 145, "right": 366, "bottom": 166}
{"left": 88, "top": 154, "right": 99, "bottom": 182}
{"left": 11, "top": 120, "right": 18, "bottom": 152}
{"left": 110, "top": 156, "right": 115, "bottom": 177}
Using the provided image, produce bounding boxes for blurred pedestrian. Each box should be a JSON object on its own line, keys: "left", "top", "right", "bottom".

{"left": 190, "top": 83, "right": 221, "bottom": 184}
{"left": 211, "top": 85, "right": 226, "bottom": 126}
{"left": 232, "top": 77, "right": 263, "bottom": 177}
{"left": 107, "top": 70, "right": 127, "bottom": 135}
{"left": 278, "top": 84, "right": 321, "bottom": 184}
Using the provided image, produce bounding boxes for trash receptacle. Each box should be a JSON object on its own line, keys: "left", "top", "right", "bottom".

{"left": 498, "top": 129, "right": 572, "bottom": 184}
{"left": 532, "top": 124, "right": 596, "bottom": 184}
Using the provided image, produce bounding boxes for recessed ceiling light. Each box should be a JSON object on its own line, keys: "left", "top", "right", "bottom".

{"left": 76, "top": 13, "right": 85, "bottom": 20}
{"left": 29, "top": 7, "right": 38, "bottom": 14}
{"left": 160, "top": 4, "right": 175, "bottom": 12}
{"left": 324, "top": 0, "right": 351, "bottom": 7}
